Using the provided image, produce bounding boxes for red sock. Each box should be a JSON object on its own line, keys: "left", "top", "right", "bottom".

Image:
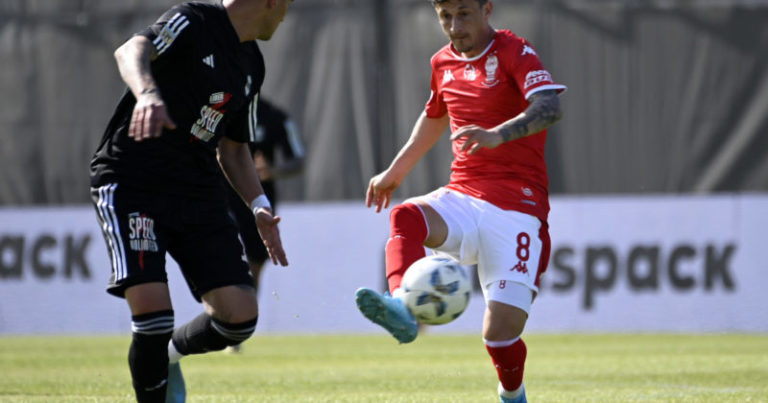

{"left": 385, "top": 203, "right": 428, "bottom": 293}
{"left": 485, "top": 338, "right": 527, "bottom": 392}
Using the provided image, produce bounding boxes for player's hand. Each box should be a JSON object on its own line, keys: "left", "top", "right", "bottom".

{"left": 366, "top": 171, "right": 401, "bottom": 213}
{"left": 450, "top": 124, "right": 504, "bottom": 155}
{"left": 129, "top": 91, "right": 177, "bottom": 142}
{"left": 254, "top": 208, "right": 288, "bottom": 266}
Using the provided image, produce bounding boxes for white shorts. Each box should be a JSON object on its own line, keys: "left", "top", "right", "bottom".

{"left": 406, "top": 188, "right": 549, "bottom": 312}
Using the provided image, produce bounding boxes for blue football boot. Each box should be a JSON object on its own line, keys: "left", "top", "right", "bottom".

{"left": 499, "top": 383, "right": 527, "bottom": 403}
{"left": 165, "top": 362, "right": 186, "bottom": 403}
{"left": 355, "top": 287, "right": 418, "bottom": 344}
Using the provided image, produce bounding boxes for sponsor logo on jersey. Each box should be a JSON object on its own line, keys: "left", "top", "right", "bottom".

{"left": 463, "top": 64, "right": 477, "bottom": 81}
{"left": 191, "top": 92, "right": 231, "bottom": 142}
{"left": 209, "top": 92, "right": 225, "bottom": 105}
{"left": 153, "top": 13, "right": 190, "bottom": 56}
{"left": 442, "top": 69, "right": 455, "bottom": 84}
{"left": 202, "top": 54, "right": 215, "bottom": 68}
{"left": 127, "top": 212, "right": 158, "bottom": 253}
{"left": 482, "top": 54, "right": 499, "bottom": 87}
{"left": 524, "top": 70, "right": 552, "bottom": 90}
{"left": 521, "top": 44, "right": 537, "bottom": 56}
{"left": 522, "top": 187, "right": 533, "bottom": 197}
{"left": 191, "top": 105, "right": 225, "bottom": 142}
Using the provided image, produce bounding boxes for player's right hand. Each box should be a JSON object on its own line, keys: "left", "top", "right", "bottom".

{"left": 366, "top": 171, "right": 401, "bottom": 213}
{"left": 129, "top": 92, "right": 177, "bottom": 141}
{"left": 254, "top": 209, "right": 289, "bottom": 266}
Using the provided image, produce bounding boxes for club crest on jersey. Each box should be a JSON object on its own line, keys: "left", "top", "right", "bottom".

{"left": 463, "top": 64, "right": 477, "bottom": 81}
{"left": 482, "top": 54, "right": 500, "bottom": 88}
{"left": 127, "top": 212, "right": 158, "bottom": 252}
{"left": 442, "top": 69, "right": 455, "bottom": 84}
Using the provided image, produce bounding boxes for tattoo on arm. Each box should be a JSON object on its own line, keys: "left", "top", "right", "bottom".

{"left": 498, "top": 90, "right": 563, "bottom": 143}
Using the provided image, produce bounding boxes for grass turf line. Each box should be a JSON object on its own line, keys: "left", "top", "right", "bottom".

{"left": 0, "top": 334, "right": 766, "bottom": 402}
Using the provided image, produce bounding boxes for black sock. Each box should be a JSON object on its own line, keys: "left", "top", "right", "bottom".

{"left": 171, "top": 312, "right": 257, "bottom": 355}
{"left": 129, "top": 310, "right": 174, "bottom": 403}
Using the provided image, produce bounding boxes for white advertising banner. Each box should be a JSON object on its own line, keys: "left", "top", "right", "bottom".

{"left": 0, "top": 194, "right": 766, "bottom": 334}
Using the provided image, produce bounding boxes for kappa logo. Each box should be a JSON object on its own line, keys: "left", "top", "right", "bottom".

{"left": 521, "top": 45, "right": 537, "bottom": 56}
{"left": 511, "top": 261, "right": 528, "bottom": 274}
{"left": 202, "top": 54, "right": 215, "bottom": 68}
{"left": 442, "top": 69, "right": 455, "bottom": 84}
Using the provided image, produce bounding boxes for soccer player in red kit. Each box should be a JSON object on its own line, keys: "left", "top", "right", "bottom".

{"left": 354, "top": 0, "right": 565, "bottom": 402}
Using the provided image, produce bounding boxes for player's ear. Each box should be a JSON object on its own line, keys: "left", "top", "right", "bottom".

{"left": 483, "top": 1, "right": 493, "bottom": 18}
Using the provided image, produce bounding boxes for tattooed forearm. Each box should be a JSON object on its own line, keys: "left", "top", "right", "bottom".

{"left": 497, "top": 90, "right": 563, "bottom": 143}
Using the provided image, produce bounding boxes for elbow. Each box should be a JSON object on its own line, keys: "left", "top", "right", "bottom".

{"left": 550, "top": 97, "right": 564, "bottom": 125}
{"left": 113, "top": 44, "right": 126, "bottom": 65}
{"left": 553, "top": 105, "right": 564, "bottom": 124}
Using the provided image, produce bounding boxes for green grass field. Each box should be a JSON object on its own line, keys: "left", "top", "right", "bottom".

{"left": 1, "top": 334, "right": 766, "bottom": 402}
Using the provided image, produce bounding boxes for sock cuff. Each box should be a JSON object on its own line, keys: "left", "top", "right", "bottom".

{"left": 210, "top": 316, "right": 258, "bottom": 342}
{"left": 389, "top": 203, "right": 429, "bottom": 241}
{"left": 483, "top": 337, "right": 520, "bottom": 348}
{"left": 131, "top": 310, "right": 174, "bottom": 335}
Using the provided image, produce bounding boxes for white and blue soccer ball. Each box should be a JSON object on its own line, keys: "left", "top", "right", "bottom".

{"left": 401, "top": 255, "right": 471, "bottom": 325}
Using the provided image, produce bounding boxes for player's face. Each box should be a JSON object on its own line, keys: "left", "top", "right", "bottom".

{"left": 434, "top": 0, "right": 493, "bottom": 58}
{"left": 259, "top": 0, "right": 293, "bottom": 40}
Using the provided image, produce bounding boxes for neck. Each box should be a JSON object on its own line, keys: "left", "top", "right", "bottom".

{"left": 459, "top": 26, "right": 495, "bottom": 59}
{"left": 223, "top": 0, "right": 264, "bottom": 42}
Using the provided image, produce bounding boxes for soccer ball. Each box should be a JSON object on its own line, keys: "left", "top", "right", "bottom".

{"left": 401, "top": 255, "right": 471, "bottom": 325}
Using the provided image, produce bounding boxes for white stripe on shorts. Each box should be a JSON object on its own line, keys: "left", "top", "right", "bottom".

{"left": 95, "top": 184, "right": 128, "bottom": 281}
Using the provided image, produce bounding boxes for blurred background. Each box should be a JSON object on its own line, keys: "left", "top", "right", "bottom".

{"left": 1, "top": 0, "right": 767, "bottom": 335}
{"left": 2, "top": 0, "right": 768, "bottom": 204}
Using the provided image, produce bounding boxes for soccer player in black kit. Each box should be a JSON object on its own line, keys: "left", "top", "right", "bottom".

{"left": 89, "top": 1, "right": 292, "bottom": 402}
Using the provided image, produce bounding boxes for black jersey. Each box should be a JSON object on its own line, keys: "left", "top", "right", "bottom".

{"left": 90, "top": 2, "right": 264, "bottom": 201}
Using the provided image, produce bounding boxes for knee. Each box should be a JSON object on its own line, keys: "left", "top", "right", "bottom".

{"left": 390, "top": 203, "right": 424, "bottom": 226}
{"left": 483, "top": 303, "right": 528, "bottom": 342}
{"left": 483, "top": 321, "right": 525, "bottom": 342}
{"left": 204, "top": 285, "right": 259, "bottom": 323}
{"left": 389, "top": 203, "right": 429, "bottom": 241}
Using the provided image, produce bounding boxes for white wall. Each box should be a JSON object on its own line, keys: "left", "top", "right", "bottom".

{"left": 1, "top": 194, "right": 766, "bottom": 334}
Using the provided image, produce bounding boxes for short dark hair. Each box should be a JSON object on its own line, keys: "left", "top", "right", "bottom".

{"left": 430, "top": 0, "right": 489, "bottom": 6}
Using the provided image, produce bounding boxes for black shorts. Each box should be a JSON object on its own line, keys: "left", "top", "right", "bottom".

{"left": 226, "top": 180, "right": 276, "bottom": 265}
{"left": 91, "top": 183, "right": 253, "bottom": 302}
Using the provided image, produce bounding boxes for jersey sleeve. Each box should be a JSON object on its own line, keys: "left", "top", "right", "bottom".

{"left": 225, "top": 93, "right": 259, "bottom": 143}
{"left": 506, "top": 40, "right": 567, "bottom": 100}
{"left": 136, "top": 4, "right": 200, "bottom": 59}
{"left": 424, "top": 58, "right": 448, "bottom": 118}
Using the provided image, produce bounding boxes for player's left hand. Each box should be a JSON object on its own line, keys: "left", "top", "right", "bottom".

{"left": 254, "top": 209, "right": 288, "bottom": 266}
{"left": 450, "top": 125, "right": 504, "bottom": 155}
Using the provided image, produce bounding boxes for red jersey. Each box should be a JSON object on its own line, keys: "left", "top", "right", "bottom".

{"left": 425, "top": 30, "right": 566, "bottom": 222}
